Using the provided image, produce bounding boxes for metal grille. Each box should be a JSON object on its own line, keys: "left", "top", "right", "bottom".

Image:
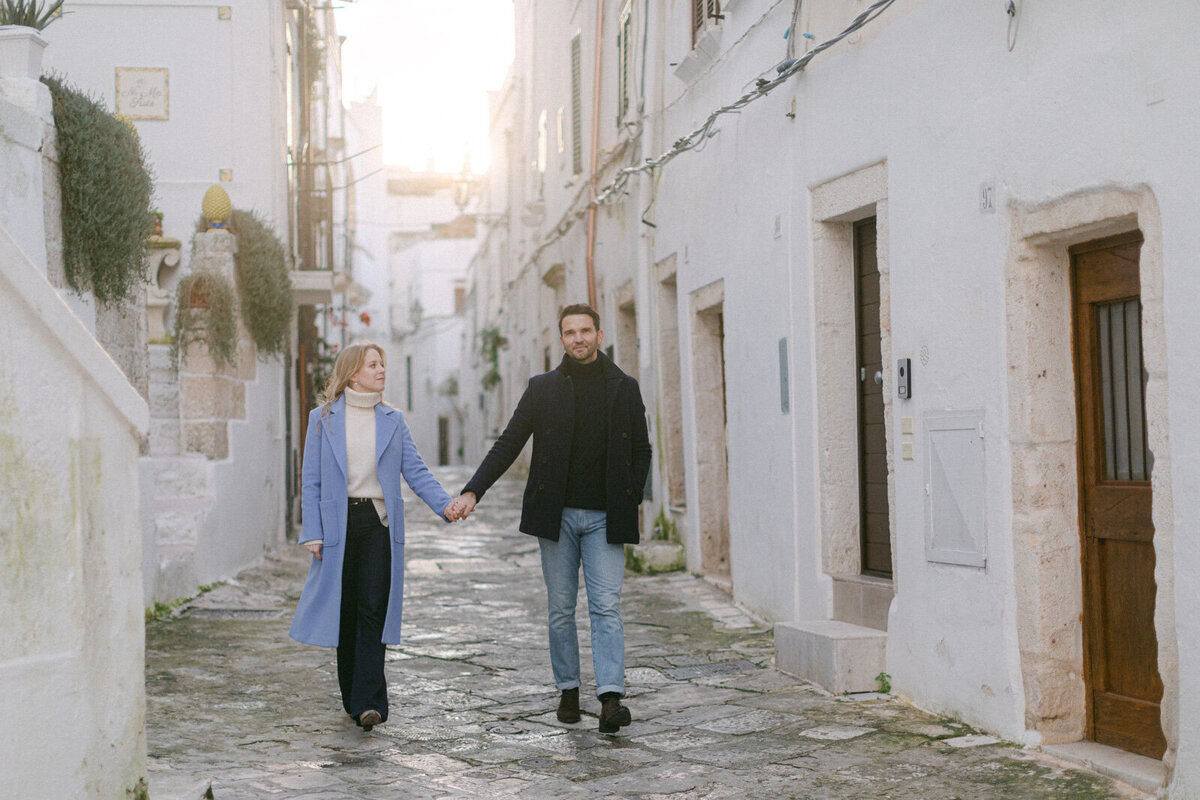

{"left": 570, "top": 34, "right": 583, "bottom": 175}
{"left": 1096, "top": 299, "right": 1149, "bottom": 481}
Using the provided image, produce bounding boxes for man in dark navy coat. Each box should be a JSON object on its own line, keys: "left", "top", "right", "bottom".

{"left": 450, "top": 303, "right": 652, "bottom": 733}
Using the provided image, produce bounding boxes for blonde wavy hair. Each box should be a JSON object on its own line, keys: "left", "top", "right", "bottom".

{"left": 318, "top": 340, "right": 386, "bottom": 424}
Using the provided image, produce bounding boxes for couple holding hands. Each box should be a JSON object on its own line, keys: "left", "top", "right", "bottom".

{"left": 289, "top": 304, "right": 652, "bottom": 734}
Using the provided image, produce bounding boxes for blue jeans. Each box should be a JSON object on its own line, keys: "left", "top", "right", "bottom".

{"left": 539, "top": 508, "right": 626, "bottom": 698}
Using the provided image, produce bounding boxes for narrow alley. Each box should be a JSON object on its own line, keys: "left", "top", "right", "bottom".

{"left": 145, "top": 469, "right": 1133, "bottom": 800}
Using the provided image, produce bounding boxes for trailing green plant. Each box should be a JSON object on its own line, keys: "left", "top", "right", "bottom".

{"left": 172, "top": 271, "right": 238, "bottom": 369}
{"left": 229, "top": 209, "right": 293, "bottom": 357}
{"left": 303, "top": 12, "right": 326, "bottom": 90}
{"left": 652, "top": 508, "right": 680, "bottom": 543}
{"left": 0, "top": 0, "right": 63, "bottom": 29}
{"left": 42, "top": 74, "right": 155, "bottom": 305}
{"left": 479, "top": 327, "right": 507, "bottom": 390}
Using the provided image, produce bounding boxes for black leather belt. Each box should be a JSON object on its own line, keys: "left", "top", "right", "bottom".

{"left": 348, "top": 497, "right": 374, "bottom": 507}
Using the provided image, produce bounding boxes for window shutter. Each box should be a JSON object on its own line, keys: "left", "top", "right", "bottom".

{"left": 617, "top": 5, "right": 632, "bottom": 125}
{"left": 570, "top": 33, "right": 583, "bottom": 174}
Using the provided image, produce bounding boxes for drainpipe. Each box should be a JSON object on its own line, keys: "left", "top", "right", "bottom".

{"left": 585, "top": 0, "right": 605, "bottom": 307}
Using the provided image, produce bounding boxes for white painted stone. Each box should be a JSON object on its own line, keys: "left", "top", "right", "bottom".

{"left": 944, "top": 735, "right": 1001, "bottom": 749}
{"left": 801, "top": 725, "right": 874, "bottom": 741}
{"left": 775, "top": 620, "right": 887, "bottom": 695}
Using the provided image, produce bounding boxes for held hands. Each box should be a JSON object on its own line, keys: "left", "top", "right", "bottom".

{"left": 444, "top": 492, "right": 478, "bottom": 522}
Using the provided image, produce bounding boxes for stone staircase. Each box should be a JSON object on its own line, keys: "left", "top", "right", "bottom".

{"left": 145, "top": 343, "right": 217, "bottom": 603}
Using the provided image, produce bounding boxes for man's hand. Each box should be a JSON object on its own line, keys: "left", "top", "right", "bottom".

{"left": 303, "top": 540, "right": 323, "bottom": 561}
{"left": 446, "top": 492, "right": 477, "bottom": 522}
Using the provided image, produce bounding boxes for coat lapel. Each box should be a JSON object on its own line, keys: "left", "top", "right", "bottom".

{"left": 327, "top": 395, "right": 349, "bottom": 478}
{"left": 375, "top": 404, "right": 400, "bottom": 464}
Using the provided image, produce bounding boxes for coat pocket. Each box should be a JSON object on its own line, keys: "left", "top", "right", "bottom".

{"left": 389, "top": 496, "right": 405, "bottom": 544}
{"left": 319, "top": 499, "right": 343, "bottom": 547}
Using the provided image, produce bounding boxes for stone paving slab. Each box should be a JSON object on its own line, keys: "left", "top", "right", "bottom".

{"left": 146, "top": 468, "right": 1144, "bottom": 799}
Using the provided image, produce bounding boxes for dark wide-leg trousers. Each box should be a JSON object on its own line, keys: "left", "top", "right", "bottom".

{"left": 337, "top": 501, "right": 391, "bottom": 723}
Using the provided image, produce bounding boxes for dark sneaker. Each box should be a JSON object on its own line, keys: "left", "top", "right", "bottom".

{"left": 556, "top": 688, "right": 581, "bottom": 723}
{"left": 598, "top": 695, "right": 631, "bottom": 733}
{"left": 358, "top": 709, "right": 382, "bottom": 732}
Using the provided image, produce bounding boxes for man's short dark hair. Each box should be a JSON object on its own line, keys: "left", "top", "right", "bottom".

{"left": 558, "top": 303, "right": 600, "bottom": 334}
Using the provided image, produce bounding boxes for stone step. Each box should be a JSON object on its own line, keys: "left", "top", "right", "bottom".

{"left": 156, "top": 543, "right": 198, "bottom": 606}
{"left": 774, "top": 619, "right": 888, "bottom": 695}
{"left": 149, "top": 418, "right": 181, "bottom": 456}
{"left": 149, "top": 343, "right": 173, "bottom": 370}
{"left": 155, "top": 498, "right": 214, "bottom": 547}
{"left": 149, "top": 379, "right": 180, "bottom": 418}
{"left": 151, "top": 455, "right": 214, "bottom": 502}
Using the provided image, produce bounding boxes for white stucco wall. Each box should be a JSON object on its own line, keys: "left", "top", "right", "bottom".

{"left": 42, "top": 0, "right": 289, "bottom": 250}
{"left": 472, "top": 0, "right": 1200, "bottom": 790}
{"left": 0, "top": 227, "right": 149, "bottom": 798}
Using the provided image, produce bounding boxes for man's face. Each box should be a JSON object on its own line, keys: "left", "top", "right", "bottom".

{"left": 560, "top": 313, "right": 603, "bottom": 364}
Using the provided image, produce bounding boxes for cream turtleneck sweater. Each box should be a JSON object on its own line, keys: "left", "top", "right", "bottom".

{"left": 344, "top": 387, "right": 388, "bottom": 527}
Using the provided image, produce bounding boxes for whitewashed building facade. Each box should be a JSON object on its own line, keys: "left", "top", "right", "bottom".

{"left": 465, "top": 0, "right": 1200, "bottom": 793}
{"left": 40, "top": 0, "right": 343, "bottom": 604}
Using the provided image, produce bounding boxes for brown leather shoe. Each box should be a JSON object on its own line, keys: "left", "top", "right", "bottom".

{"left": 556, "top": 688, "right": 581, "bottom": 723}
{"left": 598, "top": 694, "right": 631, "bottom": 733}
{"left": 358, "top": 709, "right": 382, "bottom": 732}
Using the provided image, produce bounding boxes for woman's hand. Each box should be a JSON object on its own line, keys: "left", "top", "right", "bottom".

{"left": 445, "top": 492, "right": 477, "bottom": 522}
{"left": 304, "top": 540, "right": 323, "bottom": 561}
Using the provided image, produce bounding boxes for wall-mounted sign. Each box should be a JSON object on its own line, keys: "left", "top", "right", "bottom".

{"left": 115, "top": 67, "right": 169, "bottom": 120}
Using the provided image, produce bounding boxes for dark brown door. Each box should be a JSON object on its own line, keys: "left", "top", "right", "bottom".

{"left": 855, "top": 218, "right": 890, "bottom": 577}
{"left": 1071, "top": 231, "right": 1165, "bottom": 760}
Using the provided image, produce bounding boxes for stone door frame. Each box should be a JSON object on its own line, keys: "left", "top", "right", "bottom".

{"left": 810, "top": 161, "right": 897, "bottom": 590}
{"left": 1004, "top": 187, "right": 1176, "bottom": 773}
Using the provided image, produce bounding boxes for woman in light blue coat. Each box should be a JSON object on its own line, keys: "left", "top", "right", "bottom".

{"left": 289, "top": 341, "right": 462, "bottom": 731}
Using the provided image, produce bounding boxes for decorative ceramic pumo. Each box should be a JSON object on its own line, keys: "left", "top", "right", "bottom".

{"left": 202, "top": 184, "right": 232, "bottom": 230}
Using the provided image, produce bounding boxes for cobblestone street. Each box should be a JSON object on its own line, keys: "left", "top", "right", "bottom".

{"left": 146, "top": 469, "right": 1139, "bottom": 799}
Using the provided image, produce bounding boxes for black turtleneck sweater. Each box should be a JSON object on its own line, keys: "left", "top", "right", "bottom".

{"left": 560, "top": 356, "right": 608, "bottom": 510}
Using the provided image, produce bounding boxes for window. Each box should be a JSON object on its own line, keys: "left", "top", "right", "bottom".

{"left": 617, "top": 2, "right": 633, "bottom": 126}
{"left": 692, "top": 0, "right": 721, "bottom": 46}
{"left": 454, "top": 283, "right": 466, "bottom": 313}
{"left": 570, "top": 33, "right": 583, "bottom": 174}
{"left": 536, "top": 109, "right": 548, "bottom": 174}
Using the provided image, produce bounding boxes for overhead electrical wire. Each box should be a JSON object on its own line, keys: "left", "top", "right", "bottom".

{"left": 525, "top": 0, "right": 898, "bottom": 265}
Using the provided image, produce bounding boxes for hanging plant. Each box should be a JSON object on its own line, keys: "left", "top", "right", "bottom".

{"left": 229, "top": 209, "right": 293, "bottom": 357}
{"left": 478, "top": 327, "right": 507, "bottom": 390}
{"left": 172, "top": 272, "right": 238, "bottom": 369}
{"left": 42, "top": 73, "right": 155, "bottom": 305}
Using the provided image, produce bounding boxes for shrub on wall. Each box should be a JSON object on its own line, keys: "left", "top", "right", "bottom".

{"left": 172, "top": 271, "right": 238, "bottom": 369}
{"left": 42, "top": 74, "right": 155, "bottom": 305}
{"left": 229, "top": 209, "right": 293, "bottom": 357}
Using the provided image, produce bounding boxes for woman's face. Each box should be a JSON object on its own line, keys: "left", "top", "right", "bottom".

{"left": 350, "top": 349, "right": 386, "bottom": 393}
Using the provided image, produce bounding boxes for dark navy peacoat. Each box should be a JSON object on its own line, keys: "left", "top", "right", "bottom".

{"left": 462, "top": 352, "right": 652, "bottom": 544}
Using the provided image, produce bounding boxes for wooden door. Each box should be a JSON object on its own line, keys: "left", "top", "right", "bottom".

{"left": 1071, "top": 231, "right": 1165, "bottom": 760}
{"left": 855, "top": 218, "right": 891, "bottom": 577}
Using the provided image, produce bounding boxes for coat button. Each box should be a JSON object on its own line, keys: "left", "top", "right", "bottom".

{"left": 622, "top": 432, "right": 629, "bottom": 438}
{"left": 539, "top": 483, "right": 545, "bottom": 490}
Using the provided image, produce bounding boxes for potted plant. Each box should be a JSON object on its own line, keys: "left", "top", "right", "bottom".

{"left": 0, "top": 1, "right": 63, "bottom": 80}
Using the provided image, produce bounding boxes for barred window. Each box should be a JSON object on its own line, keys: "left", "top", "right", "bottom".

{"left": 692, "top": 0, "right": 721, "bottom": 47}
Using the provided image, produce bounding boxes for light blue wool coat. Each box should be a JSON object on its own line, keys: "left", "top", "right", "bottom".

{"left": 289, "top": 396, "right": 452, "bottom": 647}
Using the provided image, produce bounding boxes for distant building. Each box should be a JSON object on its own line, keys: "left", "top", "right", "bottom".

{"left": 384, "top": 168, "right": 478, "bottom": 465}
